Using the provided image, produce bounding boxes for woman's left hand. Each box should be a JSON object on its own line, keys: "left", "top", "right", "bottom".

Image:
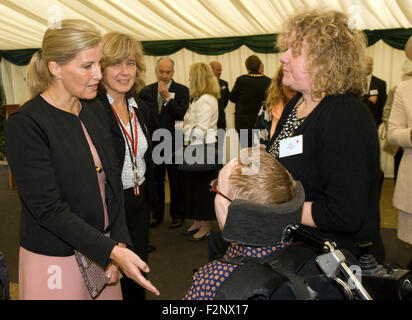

{"left": 105, "top": 263, "right": 123, "bottom": 285}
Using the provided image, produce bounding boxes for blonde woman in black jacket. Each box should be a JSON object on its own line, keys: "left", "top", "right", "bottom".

{"left": 5, "top": 20, "right": 159, "bottom": 299}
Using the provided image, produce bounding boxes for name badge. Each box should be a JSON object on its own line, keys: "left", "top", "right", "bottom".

{"left": 279, "top": 135, "right": 303, "bottom": 158}
{"left": 169, "top": 92, "right": 176, "bottom": 99}
{"left": 369, "top": 89, "right": 378, "bottom": 96}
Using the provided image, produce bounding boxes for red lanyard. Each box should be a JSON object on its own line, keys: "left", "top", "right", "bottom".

{"left": 110, "top": 104, "right": 138, "bottom": 158}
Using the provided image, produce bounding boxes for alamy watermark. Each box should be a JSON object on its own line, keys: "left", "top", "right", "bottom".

{"left": 152, "top": 128, "right": 261, "bottom": 176}
{"left": 48, "top": 5, "right": 62, "bottom": 29}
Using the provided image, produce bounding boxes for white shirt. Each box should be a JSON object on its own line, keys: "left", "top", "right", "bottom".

{"left": 107, "top": 94, "right": 148, "bottom": 189}
{"left": 183, "top": 94, "right": 218, "bottom": 145}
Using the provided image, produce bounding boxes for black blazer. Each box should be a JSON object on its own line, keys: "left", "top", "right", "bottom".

{"left": 217, "top": 78, "right": 230, "bottom": 129}
{"left": 139, "top": 80, "right": 190, "bottom": 134}
{"left": 363, "top": 75, "right": 387, "bottom": 127}
{"left": 5, "top": 95, "right": 131, "bottom": 267}
{"left": 230, "top": 74, "right": 271, "bottom": 130}
{"left": 97, "top": 93, "right": 160, "bottom": 212}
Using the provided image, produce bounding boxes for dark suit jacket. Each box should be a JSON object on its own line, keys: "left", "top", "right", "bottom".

{"left": 139, "top": 80, "right": 190, "bottom": 134}
{"left": 97, "top": 93, "right": 160, "bottom": 212}
{"left": 217, "top": 78, "right": 230, "bottom": 129}
{"left": 363, "top": 75, "right": 387, "bottom": 127}
{"left": 5, "top": 95, "right": 131, "bottom": 267}
{"left": 230, "top": 74, "right": 271, "bottom": 131}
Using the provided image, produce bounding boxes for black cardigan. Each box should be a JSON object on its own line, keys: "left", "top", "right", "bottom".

{"left": 5, "top": 95, "right": 131, "bottom": 267}
{"left": 230, "top": 74, "right": 271, "bottom": 130}
{"left": 267, "top": 93, "right": 385, "bottom": 262}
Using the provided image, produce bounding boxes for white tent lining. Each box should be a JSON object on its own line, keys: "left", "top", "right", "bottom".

{"left": 1, "top": 0, "right": 412, "bottom": 50}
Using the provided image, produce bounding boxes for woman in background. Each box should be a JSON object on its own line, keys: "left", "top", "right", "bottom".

{"left": 5, "top": 20, "right": 159, "bottom": 299}
{"left": 387, "top": 36, "right": 412, "bottom": 269}
{"left": 181, "top": 62, "right": 220, "bottom": 241}
{"left": 255, "top": 64, "right": 297, "bottom": 146}
{"left": 97, "top": 32, "right": 157, "bottom": 300}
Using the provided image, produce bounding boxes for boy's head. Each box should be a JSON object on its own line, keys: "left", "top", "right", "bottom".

{"left": 213, "top": 147, "right": 296, "bottom": 230}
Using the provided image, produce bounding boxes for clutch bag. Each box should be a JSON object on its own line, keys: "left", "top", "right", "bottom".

{"left": 74, "top": 250, "right": 109, "bottom": 299}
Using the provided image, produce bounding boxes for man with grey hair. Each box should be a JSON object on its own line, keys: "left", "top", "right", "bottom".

{"left": 140, "top": 57, "right": 189, "bottom": 229}
{"left": 363, "top": 55, "right": 387, "bottom": 128}
{"left": 210, "top": 61, "right": 230, "bottom": 130}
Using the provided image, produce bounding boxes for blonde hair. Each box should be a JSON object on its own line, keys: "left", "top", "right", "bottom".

{"left": 277, "top": 9, "right": 367, "bottom": 99}
{"left": 265, "top": 65, "right": 286, "bottom": 114}
{"left": 27, "top": 19, "right": 101, "bottom": 98}
{"left": 99, "top": 32, "right": 146, "bottom": 95}
{"left": 189, "top": 62, "right": 221, "bottom": 99}
{"left": 228, "top": 147, "right": 295, "bottom": 205}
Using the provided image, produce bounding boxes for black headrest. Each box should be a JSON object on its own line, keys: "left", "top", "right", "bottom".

{"left": 221, "top": 181, "right": 305, "bottom": 246}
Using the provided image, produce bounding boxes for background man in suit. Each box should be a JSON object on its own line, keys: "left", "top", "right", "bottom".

{"left": 210, "top": 61, "right": 230, "bottom": 130}
{"left": 363, "top": 56, "right": 387, "bottom": 127}
{"left": 139, "top": 57, "right": 189, "bottom": 229}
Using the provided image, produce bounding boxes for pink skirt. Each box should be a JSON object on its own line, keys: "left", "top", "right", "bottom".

{"left": 19, "top": 247, "right": 122, "bottom": 300}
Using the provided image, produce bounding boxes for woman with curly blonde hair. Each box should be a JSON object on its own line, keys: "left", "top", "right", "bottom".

{"left": 266, "top": 9, "right": 385, "bottom": 262}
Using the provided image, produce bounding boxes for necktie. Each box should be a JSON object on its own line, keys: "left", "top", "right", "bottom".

{"left": 158, "top": 95, "right": 163, "bottom": 113}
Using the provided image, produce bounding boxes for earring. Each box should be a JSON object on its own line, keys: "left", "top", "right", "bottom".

{"left": 56, "top": 76, "right": 62, "bottom": 80}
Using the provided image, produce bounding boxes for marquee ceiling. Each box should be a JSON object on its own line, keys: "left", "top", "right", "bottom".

{"left": 0, "top": 0, "right": 412, "bottom": 50}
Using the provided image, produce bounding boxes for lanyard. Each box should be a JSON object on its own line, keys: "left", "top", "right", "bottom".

{"left": 110, "top": 102, "right": 141, "bottom": 196}
{"left": 110, "top": 103, "right": 138, "bottom": 159}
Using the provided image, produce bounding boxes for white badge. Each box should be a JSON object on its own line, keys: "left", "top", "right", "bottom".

{"left": 369, "top": 89, "right": 378, "bottom": 96}
{"left": 279, "top": 135, "right": 303, "bottom": 158}
{"left": 169, "top": 92, "right": 176, "bottom": 99}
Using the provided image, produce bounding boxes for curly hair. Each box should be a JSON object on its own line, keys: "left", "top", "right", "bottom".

{"left": 277, "top": 9, "right": 367, "bottom": 99}
{"left": 99, "top": 32, "right": 146, "bottom": 96}
{"left": 189, "top": 62, "right": 221, "bottom": 99}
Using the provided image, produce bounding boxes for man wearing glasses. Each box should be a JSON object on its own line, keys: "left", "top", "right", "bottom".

{"left": 184, "top": 147, "right": 302, "bottom": 300}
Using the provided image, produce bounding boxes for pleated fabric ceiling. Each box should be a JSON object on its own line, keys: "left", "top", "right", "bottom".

{"left": 1, "top": 0, "right": 412, "bottom": 51}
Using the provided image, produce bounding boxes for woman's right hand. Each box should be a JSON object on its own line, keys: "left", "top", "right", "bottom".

{"left": 110, "top": 245, "right": 160, "bottom": 296}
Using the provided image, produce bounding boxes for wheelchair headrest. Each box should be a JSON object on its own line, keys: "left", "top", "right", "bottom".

{"left": 221, "top": 181, "right": 305, "bottom": 246}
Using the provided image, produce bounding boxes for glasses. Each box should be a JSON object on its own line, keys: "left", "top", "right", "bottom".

{"left": 209, "top": 179, "right": 232, "bottom": 202}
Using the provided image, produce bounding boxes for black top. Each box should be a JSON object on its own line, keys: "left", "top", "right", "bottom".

{"left": 362, "top": 75, "right": 387, "bottom": 127}
{"left": 267, "top": 93, "right": 385, "bottom": 262}
{"left": 217, "top": 78, "right": 230, "bottom": 129}
{"left": 5, "top": 95, "right": 131, "bottom": 267}
{"left": 230, "top": 74, "right": 271, "bottom": 115}
{"left": 230, "top": 74, "right": 271, "bottom": 130}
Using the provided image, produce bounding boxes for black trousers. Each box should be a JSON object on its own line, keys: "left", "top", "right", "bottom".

{"left": 152, "top": 162, "right": 185, "bottom": 221}
{"left": 120, "top": 183, "right": 150, "bottom": 300}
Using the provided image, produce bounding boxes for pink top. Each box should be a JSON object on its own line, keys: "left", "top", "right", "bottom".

{"left": 18, "top": 117, "right": 122, "bottom": 300}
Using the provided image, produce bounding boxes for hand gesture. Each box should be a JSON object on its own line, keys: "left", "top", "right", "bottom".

{"left": 158, "top": 81, "right": 170, "bottom": 100}
{"left": 110, "top": 245, "right": 160, "bottom": 296}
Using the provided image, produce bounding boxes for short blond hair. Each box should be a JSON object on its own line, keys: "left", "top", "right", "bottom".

{"left": 27, "top": 19, "right": 101, "bottom": 98}
{"left": 277, "top": 9, "right": 367, "bottom": 99}
{"left": 228, "top": 147, "right": 295, "bottom": 205}
{"left": 99, "top": 32, "right": 146, "bottom": 95}
{"left": 189, "top": 62, "right": 220, "bottom": 99}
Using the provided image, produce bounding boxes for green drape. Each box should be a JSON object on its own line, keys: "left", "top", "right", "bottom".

{"left": 1, "top": 28, "right": 411, "bottom": 65}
